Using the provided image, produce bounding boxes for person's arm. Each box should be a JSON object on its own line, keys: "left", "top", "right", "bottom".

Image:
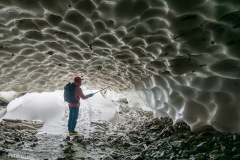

{"left": 76, "top": 88, "right": 89, "bottom": 100}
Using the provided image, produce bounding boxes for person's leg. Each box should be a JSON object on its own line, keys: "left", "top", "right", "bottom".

{"left": 71, "top": 107, "right": 79, "bottom": 132}
{"left": 68, "top": 107, "right": 74, "bottom": 132}
{"left": 68, "top": 107, "right": 79, "bottom": 132}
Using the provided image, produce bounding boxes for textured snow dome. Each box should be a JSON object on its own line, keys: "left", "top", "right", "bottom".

{"left": 0, "top": 0, "right": 240, "bottom": 133}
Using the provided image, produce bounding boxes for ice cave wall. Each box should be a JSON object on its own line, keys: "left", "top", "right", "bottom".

{"left": 0, "top": 0, "right": 240, "bottom": 133}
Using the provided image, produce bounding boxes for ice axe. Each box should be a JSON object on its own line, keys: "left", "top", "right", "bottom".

{"left": 92, "top": 85, "right": 113, "bottom": 95}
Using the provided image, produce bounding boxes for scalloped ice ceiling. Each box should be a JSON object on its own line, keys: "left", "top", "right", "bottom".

{"left": 0, "top": 0, "right": 240, "bottom": 133}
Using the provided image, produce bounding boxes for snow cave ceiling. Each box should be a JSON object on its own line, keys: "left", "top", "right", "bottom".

{"left": 0, "top": 0, "right": 240, "bottom": 133}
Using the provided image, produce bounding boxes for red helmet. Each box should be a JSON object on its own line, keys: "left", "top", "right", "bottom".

{"left": 74, "top": 77, "right": 82, "bottom": 84}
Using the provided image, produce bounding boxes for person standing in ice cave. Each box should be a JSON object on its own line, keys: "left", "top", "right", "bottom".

{"left": 65, "top": 77, "right": 94, "bottom": 136}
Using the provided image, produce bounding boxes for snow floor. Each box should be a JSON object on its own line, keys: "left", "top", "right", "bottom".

{"left": 0, "top": 90, "right": 123, "bottom": 135}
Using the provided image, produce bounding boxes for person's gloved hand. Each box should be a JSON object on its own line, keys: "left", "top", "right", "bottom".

{"left": 88, "top": 93, "right": 94, "bottom": 97}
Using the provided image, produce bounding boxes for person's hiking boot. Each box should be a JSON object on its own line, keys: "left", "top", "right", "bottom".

{"left": 69, "top": 131, "right": 78, "bottom": 136}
